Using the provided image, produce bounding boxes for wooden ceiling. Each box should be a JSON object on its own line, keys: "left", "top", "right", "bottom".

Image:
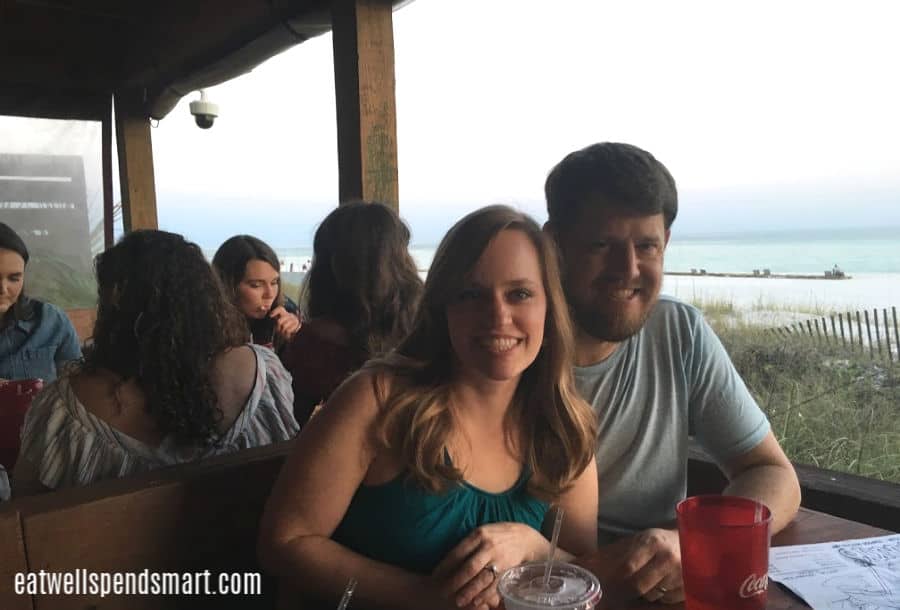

{"left": 0, "top": 0, "right": 404, "bottom": 121}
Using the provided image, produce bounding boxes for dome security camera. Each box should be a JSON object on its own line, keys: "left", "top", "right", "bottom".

{"left": 189, "top": 90, "right": 219, "bottom": 129}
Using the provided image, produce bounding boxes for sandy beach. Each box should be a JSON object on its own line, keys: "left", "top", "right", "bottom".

{"left": 664, "top": 272, "right": 900, "bottom": 338}
{"left": 664, "top": 272, "right": 900, "bottom": 311}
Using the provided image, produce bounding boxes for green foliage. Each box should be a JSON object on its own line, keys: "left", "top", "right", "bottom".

{"left": 703, "top": 307, "right": 900, "bottom": 483}
{"left": 281, "top": 280, "right": 302, "bottom": 304}
{"left": 25, "top": 255, "right": 97, "bottom": 309}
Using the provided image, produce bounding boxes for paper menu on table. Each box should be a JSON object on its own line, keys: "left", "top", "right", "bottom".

{"left": 769, "top": 534, "right": 900, "bottom": 609}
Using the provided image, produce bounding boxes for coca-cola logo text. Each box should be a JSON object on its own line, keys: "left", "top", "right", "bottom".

{"left": 739, "top": 573, "right": 768, "bottom": 598}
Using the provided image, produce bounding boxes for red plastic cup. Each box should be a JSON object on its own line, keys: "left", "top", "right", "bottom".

{"left": 676, "top": 495, "right": 772, "bottom": 610}
{"left": 0, "top": 378, "right": 44, "bottom": 470}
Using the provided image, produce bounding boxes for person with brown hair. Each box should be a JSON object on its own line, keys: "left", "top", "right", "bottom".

{"left": 212, "top": 234, "right": 301, "bottom": 349}
{"left": 259, "top": 205, "right": 598, "bottom": 610}
{"left": 545, "top": 142, "right": 800, "bottom": 604}
{"left": 13, "top": 230, "right": 298, "bottom": 494}
{"left": 281, "top": 201, "right": 423, "bottom": 426}
{"left": 0, "top": 222, "right": 81, "bottom": 382}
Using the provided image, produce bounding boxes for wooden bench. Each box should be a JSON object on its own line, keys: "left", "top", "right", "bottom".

{"left": 0, "top": 441, "right": 293, "bottom": 610}
{"left": 63, "top": 308, "right": 96, "bottom": 343}
{"left": 0, "top": 508, "right": 30, "bottom": 610}
{"left": 687, "top": 445, "right": 900, "bottom": 532}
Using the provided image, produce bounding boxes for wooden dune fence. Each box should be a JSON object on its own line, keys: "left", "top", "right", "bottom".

{"left": 769, "top": 306, "right": 900, "bottom": 364}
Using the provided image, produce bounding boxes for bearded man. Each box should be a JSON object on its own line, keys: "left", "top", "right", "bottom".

{"left": 544, "top": 142, "right": 800, "bottom": 604}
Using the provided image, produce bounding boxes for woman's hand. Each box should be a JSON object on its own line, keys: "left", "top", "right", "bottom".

{"left": 432, "top": 522, "right": 549, "bottom": 609}
{"left": 269, "top": 306, "right": 301, "bottom": 342}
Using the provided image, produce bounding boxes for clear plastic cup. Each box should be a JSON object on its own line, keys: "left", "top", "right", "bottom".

{"left": 498, "top": 561, "right": 602, "bottom": 610}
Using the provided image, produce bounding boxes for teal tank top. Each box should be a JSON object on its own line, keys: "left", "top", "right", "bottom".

{"left": 331, "top": 467, "right": 549, "bottom": 574}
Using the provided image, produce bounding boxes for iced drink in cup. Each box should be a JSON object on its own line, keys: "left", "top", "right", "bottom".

{"left": 498, "top": 561, "right": 601, "bottom": 610}
{"left": 677, "top": 495, "right": 772, "bottom": 610}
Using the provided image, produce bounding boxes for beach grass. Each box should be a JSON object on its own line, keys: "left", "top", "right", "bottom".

{"left": 694, "top": 301, "right": 900, "bottom": 483}
{"left": 282, "top": 280, "right": 302, "bottom": 305}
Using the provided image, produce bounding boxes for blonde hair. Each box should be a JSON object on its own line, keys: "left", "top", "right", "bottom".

{"left": 366, "top": 205, "right": 597, "bottom": 499}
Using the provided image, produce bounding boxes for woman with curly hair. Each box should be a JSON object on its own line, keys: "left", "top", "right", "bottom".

{"left": 212, "top": 234, "right": 301, "bottom": 349}
{"left": 13, "top": 230, "right": 298, "bottom": 495}
{"left": 259, "top": 206, "right": 599, "bottom": 610}
{"left": 282, "top": 201, "right": 423, "bottom": 425}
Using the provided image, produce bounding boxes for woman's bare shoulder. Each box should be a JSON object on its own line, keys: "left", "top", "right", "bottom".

{"left": 211, "top": 345, "right": 257, "bottom": 419}
{"left": 324, "top": 366, "right": 393, "bottom": 419}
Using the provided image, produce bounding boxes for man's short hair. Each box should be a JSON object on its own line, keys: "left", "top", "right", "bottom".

{"left": 545, "top": 142, "right": 678, "bottom": 229}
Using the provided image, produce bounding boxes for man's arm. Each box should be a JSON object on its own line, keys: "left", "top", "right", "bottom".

{"left": 720, "top": 430, "right": 801, "bottom": 534}
{"left": 576, "top": 433, "right": 801, "bottom": 605}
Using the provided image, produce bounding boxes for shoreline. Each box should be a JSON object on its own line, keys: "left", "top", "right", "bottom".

{"left": 664, "top": 272, "right": 900, "bottom": 318}
{"left": 666, "top": 270, "right": 851, "bottom": 280}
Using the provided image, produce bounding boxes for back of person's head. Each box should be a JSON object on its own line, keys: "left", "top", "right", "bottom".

{"left": 373, "top": 205, "right": 596, "bottom": 499}
{"left": 305, "top": 202, "right": 422, "bottom": 354}
{"left": 545, "top": 142, "right": 678, "bottom": 230}
{"left": 0, "top": 222, "right": 34, "bottom": 322}
{"left": 88, "top": 230, "right": 248, "bottom": 445}
{"left": 212, "top": 234, "right": 285, "bottom": 311}
{"left": 0, "top": 223, "right": 29, "bottom": 264}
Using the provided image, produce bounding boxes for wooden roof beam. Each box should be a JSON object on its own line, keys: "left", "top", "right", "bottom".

{"left": 332, "top": 0, "right": 399, "bottom": 210}
{"left": 115, "top": 91, "right": 158, "bottom": 231}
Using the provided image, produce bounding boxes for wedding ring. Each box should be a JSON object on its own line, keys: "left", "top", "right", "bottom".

{"left": 485, "top": 563, "right": 500, "bottom": 580}
{"left": 657, "top": 586, "right": 668, "bottom": 594}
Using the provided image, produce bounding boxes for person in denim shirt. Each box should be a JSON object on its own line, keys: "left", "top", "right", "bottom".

{"left": 0, "top": 222, "right": 81, "bottom": 382}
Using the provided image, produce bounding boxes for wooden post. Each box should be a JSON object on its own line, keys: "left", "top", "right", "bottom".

{"left": 856, "top": 311, "right": 864, "bottom": 353}
{"left": 814, "top": 318, "right": 822, "bottom": 343}
{"left": 332, "top": 0, "right": 399, "bottom": 210}
{"left": 830, "top": 315, "right": 837, "bottom": 346}
{"left": 849, "top": 313, "right": 854, "bottom": 346}
{"left": 884, "top": 308, "right": 893, "bottom": 364}
{"left": 873, "top": 309, "right": 882, "bottom": 359}
{"left": 115, "top": 91, "right": 158, "bottom": 232}
{"left": 864, "top": 310, "right": 874, "bottom": 359}
{"left": 102, "top": 95, "right": 115, "bottom": 249}
{"left": 891, "top": 306, "right": 900, "bottom": 361}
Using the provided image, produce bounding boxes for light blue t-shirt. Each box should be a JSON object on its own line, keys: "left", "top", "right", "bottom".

{"left": 575, "top": 295, "right": 769, "bottom": 543}
{"left": 0, "top": 299, "right": 82, "bottom": 382}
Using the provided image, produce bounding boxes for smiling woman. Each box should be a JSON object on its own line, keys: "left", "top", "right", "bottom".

{"left": 258, "top": 205, "right": 599, "bottom": 610}
{"left": 446, "top": 229, "right": 547, "bottom": 384}
{"left": 0, "top": 222, "right": 81, "bottom": 383}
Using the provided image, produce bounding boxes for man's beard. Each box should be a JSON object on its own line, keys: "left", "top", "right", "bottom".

{"left": 571, "top": 299, "right": 655, "bottom": 343}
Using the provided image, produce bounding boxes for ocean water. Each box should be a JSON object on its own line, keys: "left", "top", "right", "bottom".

{"left": 665, "top": 226, "right": 900, "bottom": 275}
{"left": 273, "top": 226, "right": 900, "bottom": 312}
{"left": 273, "top": 246, "right": 436, "bottom": 273}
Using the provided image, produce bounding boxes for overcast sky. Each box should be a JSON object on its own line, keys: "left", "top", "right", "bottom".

{"left": 5, "top": 1, "right": 900, "bottom": 248}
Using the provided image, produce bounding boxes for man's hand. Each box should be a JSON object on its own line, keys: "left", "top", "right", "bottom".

{"left": 618, "top": 528, "right": 684, "bottom": 604}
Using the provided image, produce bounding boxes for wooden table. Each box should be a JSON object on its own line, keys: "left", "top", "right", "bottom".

{"left": 616, "top": 507, "right": 895, "bottom": 609}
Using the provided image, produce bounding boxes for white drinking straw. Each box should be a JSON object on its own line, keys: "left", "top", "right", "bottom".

{"left": 542, "top": 507, "right": 565, "bottom": 590}
{"left": 336, "top": 577, "right": 357, "bottom": 610}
